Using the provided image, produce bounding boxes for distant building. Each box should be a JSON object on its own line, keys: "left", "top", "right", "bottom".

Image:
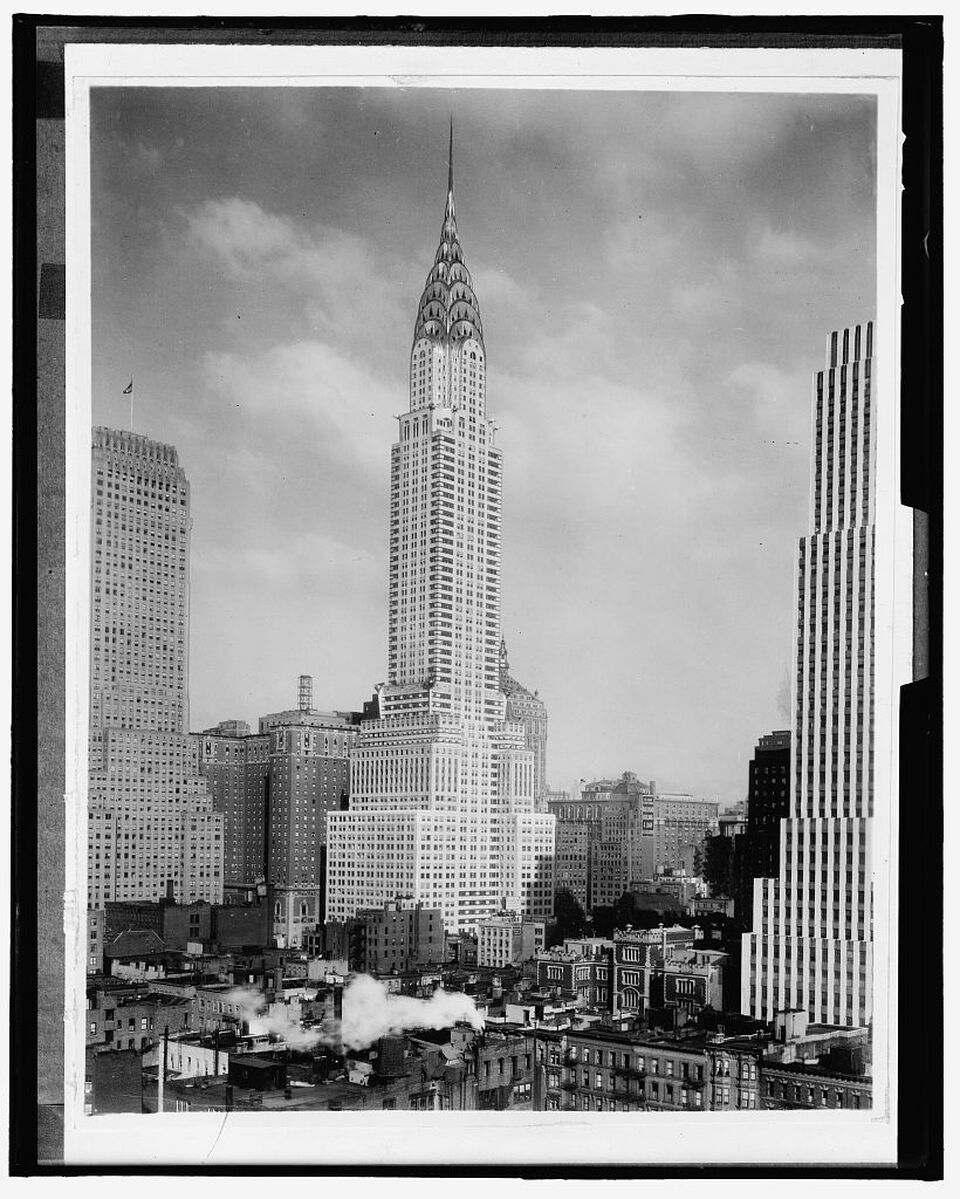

{"left": 477, "top": 912, "right": 545, "bottom": 967}
{"left": 760, "top": 1010, "right": 871, "bottom": 1109}
{"left": 86, "top": 981, "right": 196, "bottom": 1051}
{"left": 195, "top": 726, "right": 270, "bottom": 886}
{"left": 102, "top": 885, "right": 274, "bottom": 954}
{"left": 87, "top": 429, "right": 223, "bottom": 911}
{"left": 688, "top": 895, "right": 735, "bottom": 920}
{"left": 549, "top": 773, "right": 656, "bottom": 909}
{"left": 87, "top": 909, "right": 105, "bottom": 975}
{"left": 499, "top": 639, "right": 549, "bottom": 811}
{"left": 734, "top": 730, "right": 791, "bottom": 926}
{"left": 325, "top": 899, "right": 446, "bottom": 975}
{"left": 553, "top": 819, "right": 591, "bottom": 910}
{"left": 657, "top": 948, "right": 727, "bottom": 1020}
{"left": 258, "top": 678, "right": 360, "bottom": 944}
{"left": 446, "top": 933, "right": 478, "bottom": 968}
{"left": 718, "top": 804, "right": 748, "bottom": 838}
{"left": 610, "top": 925, "right": 698, "bottom": 1017}
{"left": 475, "top": 1030, "right": 537, "bottom": 1110}
{"left": 85, "top": 1047, "right": 144, "bottom": 1115}
{"left": 653, "top": 793, "right": 720, "bottom": 876}
{"left": 535, "top": 937, "right": 614, "bottom": 1008}
{"left": 760, "top": 1059, "right": 871, "bottom": 1111}
{"left": 536, "top": 1027, "right": 763, "bottom": 1113}
{"left": 197, "top": 677, "right": 364, "bottom": 947}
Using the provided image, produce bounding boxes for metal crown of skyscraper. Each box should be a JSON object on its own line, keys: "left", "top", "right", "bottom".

{"left": 413, "top": 120, "right": 484, "bottom": 349}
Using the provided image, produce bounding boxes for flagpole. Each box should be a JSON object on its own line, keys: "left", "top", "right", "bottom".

{"left": 124, "top": 377, "right": 135, "bottom": 432}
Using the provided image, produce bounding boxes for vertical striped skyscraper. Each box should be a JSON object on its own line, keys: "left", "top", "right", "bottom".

{"left": 743, "top": 322, "right": 875, "bottom": 1027}
{"left": 87, "top": 429, "right": 223, "bottom": 911}
{"left": 325, "top": 129, "right": 556, "bottom": 933}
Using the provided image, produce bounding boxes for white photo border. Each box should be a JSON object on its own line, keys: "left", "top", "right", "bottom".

{"left": 62, "top": 41, "right": 907, "bottom": 1168}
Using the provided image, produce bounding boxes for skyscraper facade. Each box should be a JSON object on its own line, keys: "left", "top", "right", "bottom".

{"left": 87, "top": 428, "right": 223, "bottom": 908}
{"left": 325, "top": 134, "right": 556, "bottom": 933}
{"left": 653, "top": 792, "right": 720, "bottom": 876}
{"left": 743, "top": 322, "right": 875, "bottom": 1027}
{"left": 499, "top": 639, "right": 549, "bottom": 812}
{"left": 196, "top": 722, "right": 270, "bottom": 885}
{"left": 548, "top": 774, "right": 657, "bottom": 910}
{"left": 198, "top": 677, "right": 360, "bottom": 945}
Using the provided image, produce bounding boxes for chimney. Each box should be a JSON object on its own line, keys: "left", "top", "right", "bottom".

{"left": 377, "top": 1036, "right": 406, "bottom": 1078}
{"left": 298, "top": 675, "right": 313, "bottom": 712}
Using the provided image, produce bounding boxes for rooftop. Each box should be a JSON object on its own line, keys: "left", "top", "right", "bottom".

{"left": 762, "top": 1058, "right": 872, "bottom": 1084}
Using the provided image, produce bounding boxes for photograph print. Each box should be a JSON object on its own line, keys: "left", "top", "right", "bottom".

{"left": 61, "top": 40, "right": 910, "bottom": 1168}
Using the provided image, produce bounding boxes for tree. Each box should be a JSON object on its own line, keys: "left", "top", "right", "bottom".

{"left": 550, "top": 889, "right": 587, "bottom": 945}
{"left": 702, "top": 835, "right": 733, "bottom": 895}
{"left": 613, "top": 890, "right": 639, "bottom": 930}
{"left": 589, "top": 905, "right": 616, "bottom": 936}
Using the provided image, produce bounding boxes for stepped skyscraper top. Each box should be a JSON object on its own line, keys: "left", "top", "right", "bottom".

{"left": 411, "top": 121, "right": 484, "bottom": 402}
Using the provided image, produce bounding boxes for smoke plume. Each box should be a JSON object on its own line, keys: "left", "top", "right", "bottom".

{"left": 223, "top": 986, "right": 333, "bottom": 1050}
{"left": 340, "top": 974, "right": 484, "bottom": 1051}
{"left": 223, "top": 976, "right": 484, "bottom": 1055}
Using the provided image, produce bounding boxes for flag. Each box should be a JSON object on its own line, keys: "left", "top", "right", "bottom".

{"left": 122, "top": 378, "right": 133, "bottom": 395}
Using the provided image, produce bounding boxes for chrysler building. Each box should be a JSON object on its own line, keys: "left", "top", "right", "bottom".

{"left": 326, "top": 128, "right": 556, "bottom": 932}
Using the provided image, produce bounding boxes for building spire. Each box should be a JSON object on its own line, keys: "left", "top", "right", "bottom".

{"left": 412, "top": 121, "right": 483, "bottom": 349}
{"left": 447, "top": 115, "right": 454, "bottom": 200}
{"left": 443, "top": 115, "right": 457, "bottom": 238}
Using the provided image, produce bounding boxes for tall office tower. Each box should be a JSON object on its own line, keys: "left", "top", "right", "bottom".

{"left": 499, "top": 639, "right": 549, "bottom": 811}
{"left": 653, "top": 792, "right": 720, "bottom": 875}
{"left": 198, "top": 679, "right": 361, "bottom": 946}
{"left": 743, "top": 322, "right": 875, "bottom": 1027}
{"left": 87, "top": 429, "right": 223, "bottom": 907}
{"left": 196, "top": 723, "right": 270, "bottom": 885}
{"left": 548, "top": 774, "right": 657, "bottom": 910}
{"left": 729, "top": 730, "right": 791, "bottom": 928}
{"left": 326, "top": 131, "right": 556, "bottom": 933}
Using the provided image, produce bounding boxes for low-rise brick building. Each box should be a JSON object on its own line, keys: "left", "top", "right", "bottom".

{"left": 536, "top": 1027, "right": 764, "bottom": 1113}
{"left": 86, "top": 983, "right": 196, "bottom": 1051}
{"left": 477, "top": 913, "right": 545, "bottom": 967}
{"left": 535, "top": 937, "right": 614, "bottom": 1008}
{"left": 324, "top": 900, "right": 446, "bottom": 975}
{"left": 760, "top": 1060, "right": 871, "bottom": 1110}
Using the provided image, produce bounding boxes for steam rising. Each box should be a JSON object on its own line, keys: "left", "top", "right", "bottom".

{"left": 341, "top": 975, "right": 484, "bottom": 1051}
{"left": 224, "top": 986, "right": 332, "bottom": 1050}
{"left": 224, "top": 975, "right": 484, "bottom": 1054}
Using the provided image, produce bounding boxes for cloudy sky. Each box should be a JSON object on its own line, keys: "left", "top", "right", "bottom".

{"left": 90, "top": 85, "right": 876, "bottom": 805}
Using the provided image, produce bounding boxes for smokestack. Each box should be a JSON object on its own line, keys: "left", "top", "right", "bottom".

{"left": 377, "top": 1035, "right": 406, "bottom": 1078}
{"left": 298, "top": 674, "right": 313, "bottom": 712}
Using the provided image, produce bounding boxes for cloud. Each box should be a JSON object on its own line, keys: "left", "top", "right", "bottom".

{"left": 725, "top": 360, "right": 810, "bottom": 442}
{"left": 133, "top": 139, "right": 163, "bottom": 173}
{"left": 752, "top": 224, "right": 822, "bottom": 266}
{"left": 201, "top": 338, "right": 401, "bottom": 481}
{"left": 184, "top": 197, "right": 411, "bottom": 354}
{"left": 196, "top": 533, "right": 378, "bottom": 598}
{"left": 186, "top": 197, "right": 298, "bottom": 272}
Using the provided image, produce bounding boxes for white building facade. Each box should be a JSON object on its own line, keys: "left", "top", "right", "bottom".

{"left": 87, "top": 429, "right": 223, "bottom": 908}
{"left": 326, "top": 132, "right": 555, "bottom": 933}
{"left": 743, "top": 323, "right": 875, "bottom": 1027}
